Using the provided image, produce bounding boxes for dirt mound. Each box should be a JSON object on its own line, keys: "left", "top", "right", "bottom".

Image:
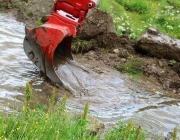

{"left": 78, "top": 8, "right": 115, "bottom": 39}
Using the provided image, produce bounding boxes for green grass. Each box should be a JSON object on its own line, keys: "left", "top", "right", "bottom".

{"left": 0, "top": 83, "right": 96, "bottom": 140}
{"left": 71, "top": 39, "right": 88, "bottom": 53}
{"left": 104, "top": 120, "right": 145, "bottom": 140}
{"left": 36, "top": 18, "right": 43, "bottom": 26}
{"left": 115, "top": 58, "right": 143, "bottom": 80}
{"left": 115, "top": 0, "right": 148, "bottom": 14}
{"left": 0, "top": 83, "right": 147, "bottom": 140}
{"left": 98, "top": 0, "right": 180, "bottom": 39}
{"left": 0, "top": 2, "right": 8, "bottom": 9}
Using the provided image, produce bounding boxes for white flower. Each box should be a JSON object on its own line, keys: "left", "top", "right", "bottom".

{"left": 118, "top": 26, "right": 125, "bottom": 31}
{"left": 167, "top": 25, "right": 173, "bottom": 30}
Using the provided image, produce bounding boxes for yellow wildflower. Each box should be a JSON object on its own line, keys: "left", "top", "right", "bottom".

{"left": 16, "top": 127, "right": 20, "bottom": 131}
{"left": 45, "top": 114, "right": 49, "bottom": 119}
{"left": 22, "top": 106, "right": 25, "bottom": 111}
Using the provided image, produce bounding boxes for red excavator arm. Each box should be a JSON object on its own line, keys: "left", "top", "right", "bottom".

{"left": 51, "top": 0, "right": 99, "bottom": 33}
{"left": 23, "top": 0, "right": 99, "bottom": 85}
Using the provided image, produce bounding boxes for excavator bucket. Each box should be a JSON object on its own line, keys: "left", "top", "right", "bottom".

{"left": 23, "top": 15, "right": 76, "bottom": 84}
{"left": 23, "top": 0, "right": 99, "bottom": 85}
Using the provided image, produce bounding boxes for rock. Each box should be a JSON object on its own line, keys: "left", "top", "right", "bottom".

{"left": 71, "top": 112, "right": 105, "bottom": 135}
{"left": 118, "top": 49, "right": 129, "bottom": 58}
{"left": 25, "top": 0, "right": 53, "bottom": 18}
{"left": 78, "top": 8, "right": 115, "bottom": 39}
{"left": 136, "top": 27, "right": 180, "bottom": 62}
{"left": 108, "top": 53, "right": 118, "bottom": 59}
{"left": 158, "top": 60, "right": 163, "bottom": 67}
{"left": 86, "top": 114, "right": 105, "bottom": 135}
{"left": 120, "top": 58, "right": 127, "bottom": 63}
{"left": 113, "top": 49, "right": 120, "bottom": 54}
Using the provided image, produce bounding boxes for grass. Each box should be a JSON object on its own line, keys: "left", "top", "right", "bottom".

{"left": 36, "top": 18, "right": 43, "bottom": 26}
{"left": 115, "top": 58, "right": 143, "bottom": 80}
{"left": 0, "top": 83, "right": 95, "bottom": 140}
{"left": 115, "top": 0, "right": 148, "bottom": 14}
{"left": 97, "top": 0, "right": 180, "bottom": 39}
{"left": 0, "top": 2, "right": 8, "bottom": 9}
{"left": 104, "top": 120, "right": 145, "bottom": 140}
{"left": 0, "top": 83, "right": 147, "bottom": 140}
{"left": 71, "top": 39, "right": 89, "bottom": 53}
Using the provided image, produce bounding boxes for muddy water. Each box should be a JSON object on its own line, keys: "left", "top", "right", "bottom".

{"left": 53, "top": 53, "right": 133, "bottom": 109}
{"left": 0, "top": 13, "right": 37, "bottom": 112}
{"left": 0, "top": 13, "right": 180, "bottom": 138}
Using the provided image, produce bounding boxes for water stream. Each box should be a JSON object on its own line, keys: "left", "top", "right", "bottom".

{"left": 0, "top": 13, "right": 180, "bottom": 138}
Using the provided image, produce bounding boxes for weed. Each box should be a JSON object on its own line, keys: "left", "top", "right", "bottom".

{"left": 168, "top": 59, "right": 180, "bottom": 66}
{"left": 172, "top": 126, "right": 177, "bottom": 140}
{"left": 26, "top": 12, "right": 33, "bottom": 17}
{"left": 59, "top": 94, "right": 67, "bottom": 112}
{"left": 20, "top": 5, "right": 26, "bottom": 11}
{"left": 48, "top": 87, "right": 56, "bottom": 107}
{"left": 104, "top": 120, "right": 145, "bottom": 140}
{"left": 36, "top": 18, "right": 43, "bottom": 26}
{"left": 71, "top": 39, "right": 89, "bottom": 53}
{"left": 115, "top": 59, "right": 143, "bottom": 77}
{"left": 82, "top": 101, "right": 89, "bottom": 120}
{"left": 0, "top": 2, "right": 8, "bottom": 9}
{"left": 24, "top": 82, "right": 32, "bottom": 108}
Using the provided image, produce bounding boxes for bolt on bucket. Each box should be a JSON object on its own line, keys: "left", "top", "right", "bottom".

{"left": 23, "top": 0, "right": 98, "bottom": 85}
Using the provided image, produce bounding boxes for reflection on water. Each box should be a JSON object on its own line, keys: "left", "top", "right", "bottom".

{"left": 0, "top": 13, "right": 180, "bottom": 138}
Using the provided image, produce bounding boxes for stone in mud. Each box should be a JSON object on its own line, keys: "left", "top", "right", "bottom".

{"left": 78, "top": 8, "right": 115, "bottom": 39}
{"left": 136, "top": 27, "right": 180, "bottom": 62}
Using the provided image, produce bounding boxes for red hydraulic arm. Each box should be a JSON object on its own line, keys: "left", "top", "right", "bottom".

{"left": 52, "top": 0, "right": 99, "bottom": 33}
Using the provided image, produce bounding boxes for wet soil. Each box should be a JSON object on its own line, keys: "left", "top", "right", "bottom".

{"left": 73, "top": 32, "right": 180, "bottom": 99}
